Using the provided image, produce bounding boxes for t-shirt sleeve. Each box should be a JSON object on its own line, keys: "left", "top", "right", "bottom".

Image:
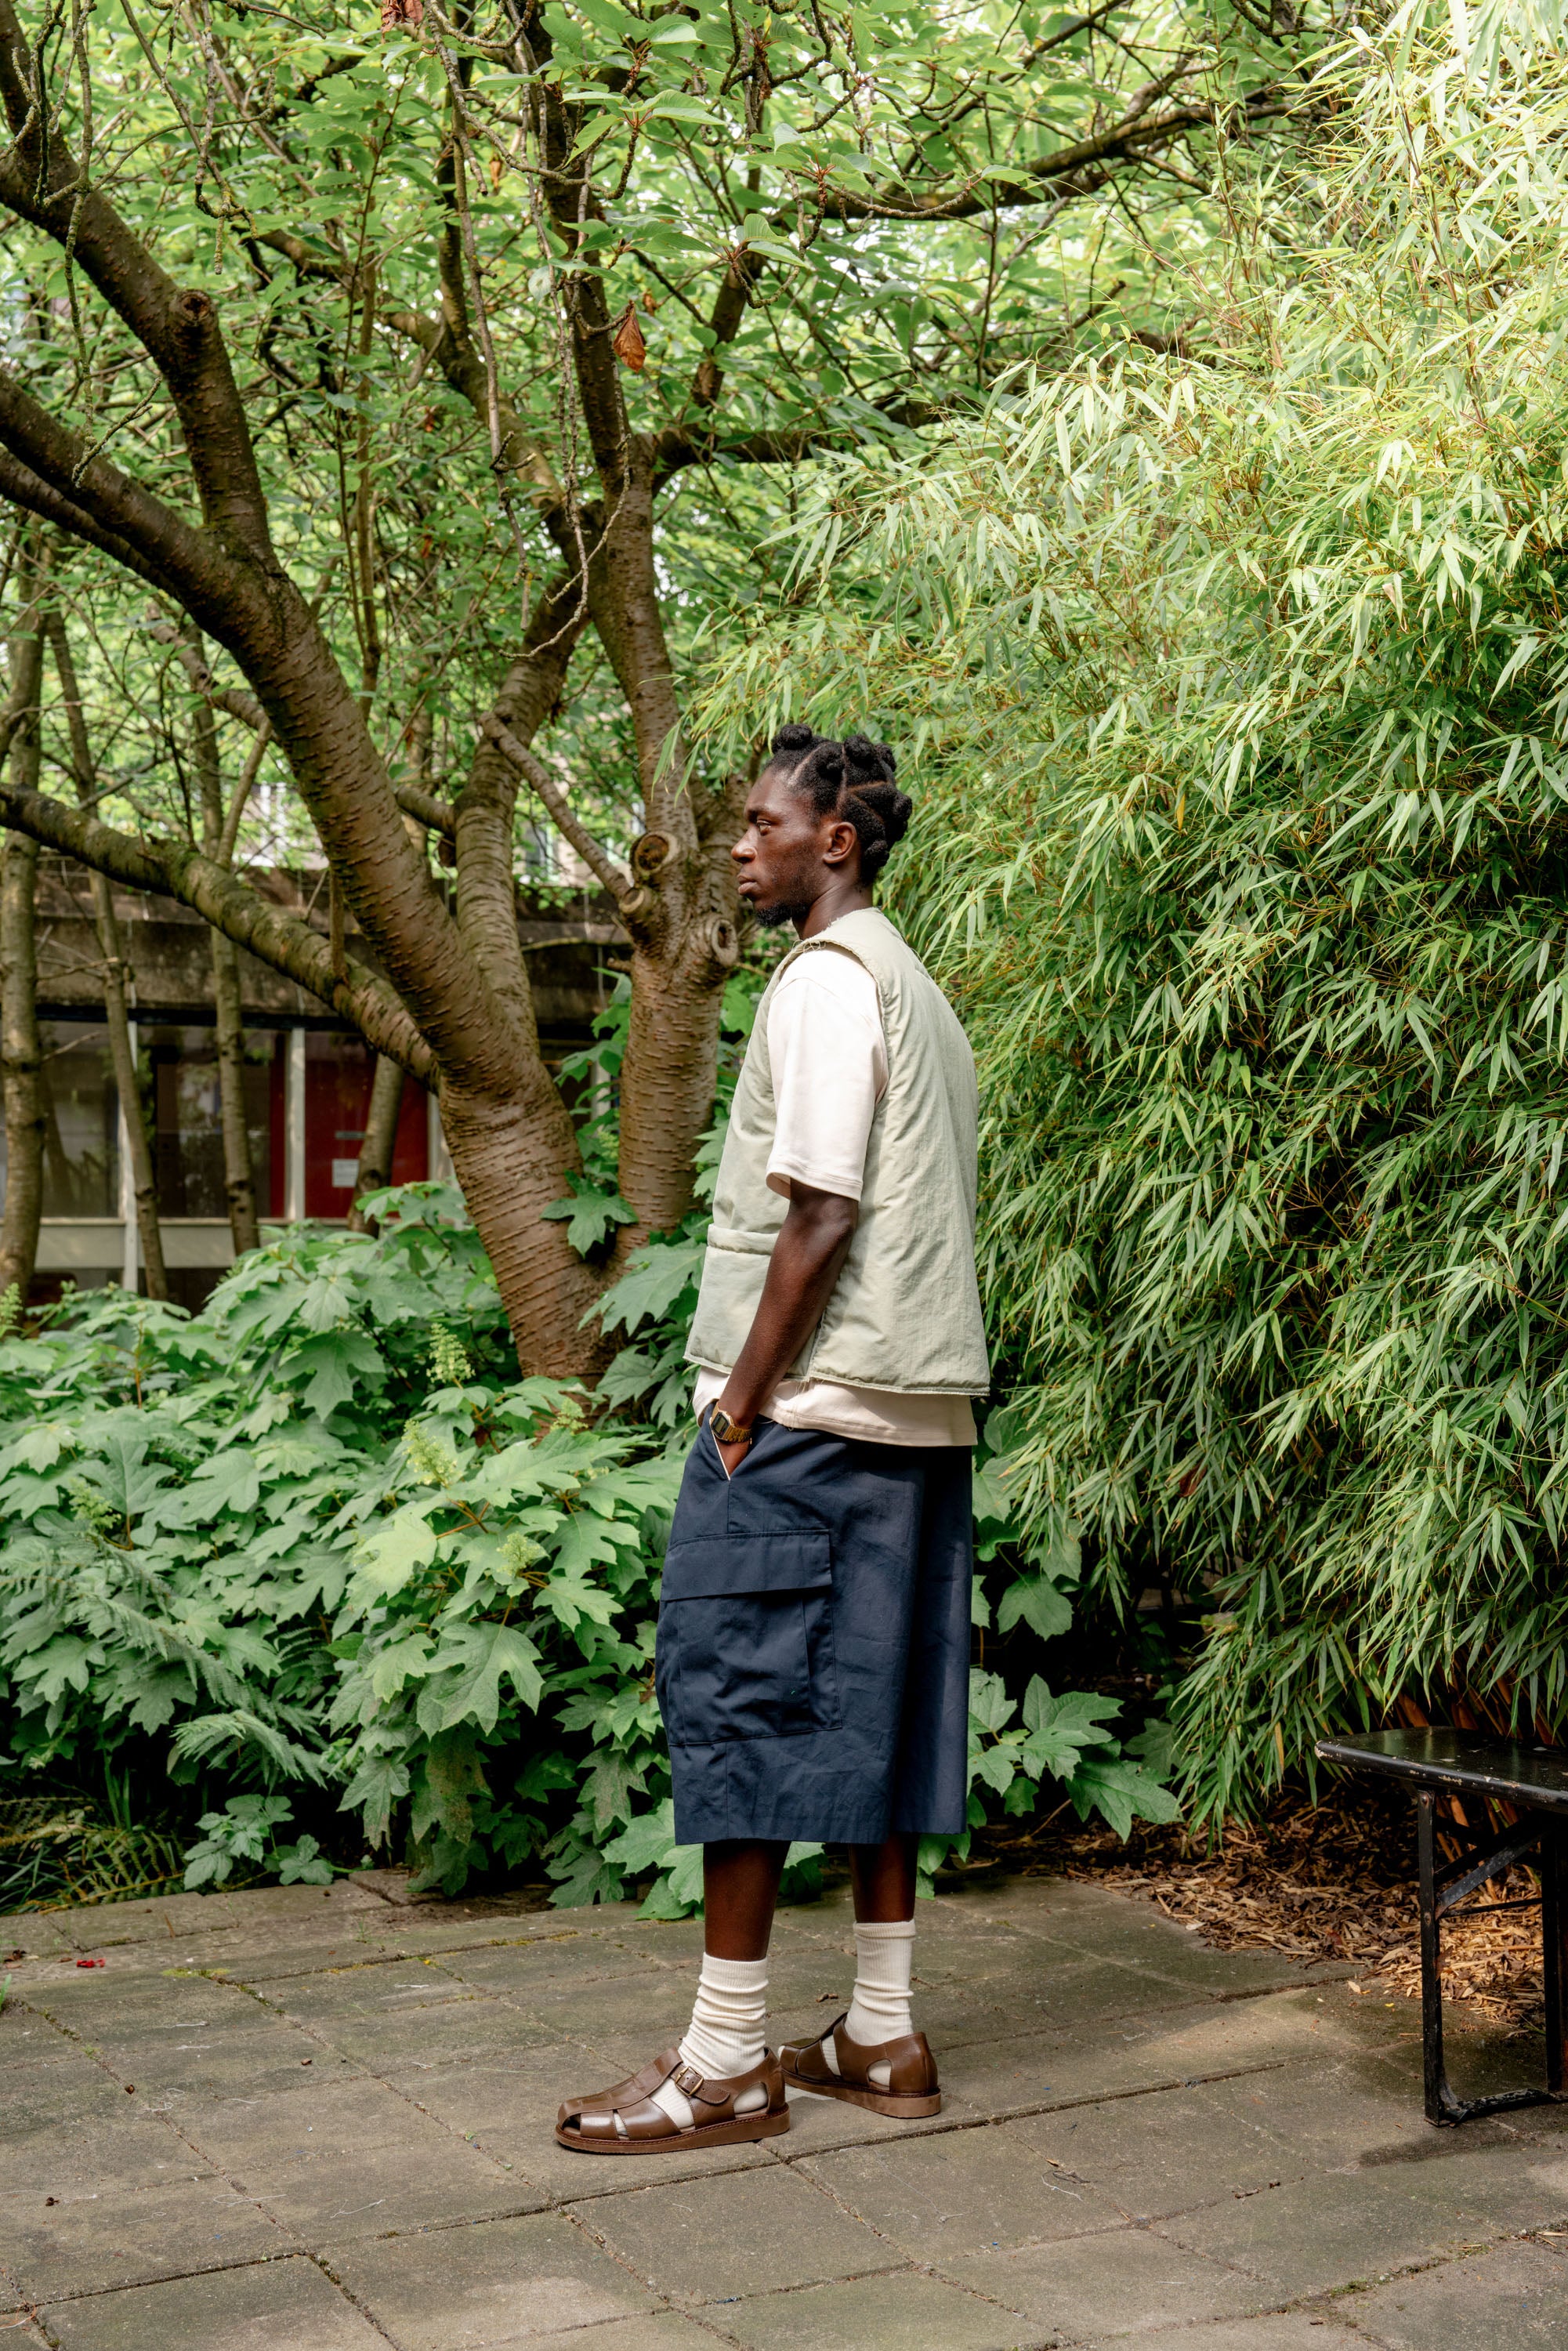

{"left": 764, "top": 953, "right": 887, "bottom": 1202}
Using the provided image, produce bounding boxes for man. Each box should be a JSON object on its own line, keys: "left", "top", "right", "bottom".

{"left": 556, "top": 724, "right": 989, "bottom": 2153}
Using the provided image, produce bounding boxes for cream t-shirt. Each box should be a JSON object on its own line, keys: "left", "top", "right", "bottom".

{"left": 693, "top": 948, "right": 976, "bottom": 1447}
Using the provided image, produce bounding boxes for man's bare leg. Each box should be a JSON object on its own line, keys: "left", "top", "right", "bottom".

{"left": 702, "top": 1838, "right": 789, "bottom": 1958}
{"left": 849, "top": 1831, "right": 917, "bottom": 1922}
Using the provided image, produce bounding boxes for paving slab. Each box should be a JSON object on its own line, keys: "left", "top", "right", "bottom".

{"left": 40, "top": 2253, "right": 386, "bottom": 2350}
{"left": 710, "top": 2269, "right": 1034, "bottom": 2351}
{"left": 0, "top": 2175, "right": 292, "bottom": 2303}
{"left": 266, "top": 1983, "right": 545, "bottom": 2072}
{"left": 798, "top": 2120, "right": 1128, "bottom": 2258}
{"left": 1080, "top": 2319, "right": 1364, "bottom": 2351}
{"left": 493, "top": 2322, "right": 724, "bottom": 2351}
{"left": 1154, "top": 2166, "right": 1500, "bottom": 2298}
{"left": 1336, "top": 2238, "right": 1568, "bottom": 2349}
{"left": 570, "top": 2165, "right": 896, "bottom": 2305}
{"left": 175, "top": 2075, "right": 533, "bottom": 2238}
{"left": 325, "top": 2210, "right": 665, "bottom": 2345}
{"left": 934, "top": 2224, "right": 1274, "bottom": 2339}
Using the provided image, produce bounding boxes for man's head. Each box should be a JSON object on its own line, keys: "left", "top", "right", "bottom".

{"left": 733, "top": 724, "right": 913, "bottom": 930}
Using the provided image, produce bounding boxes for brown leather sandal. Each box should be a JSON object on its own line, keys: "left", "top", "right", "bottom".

{"left": 779, "top": 2013, "right": 942, "bottom": 2117}
{"left": 555, "top": 2046, "right": 790, "bottom": 2154}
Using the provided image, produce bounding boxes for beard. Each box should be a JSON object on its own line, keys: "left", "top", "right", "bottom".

{"left": 750, "top": 897, "right": 813, "bottom": 929}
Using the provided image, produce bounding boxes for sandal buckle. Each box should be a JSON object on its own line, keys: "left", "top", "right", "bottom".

{"left": 674, "top": 2063, "right": 704, "bottom": 2096}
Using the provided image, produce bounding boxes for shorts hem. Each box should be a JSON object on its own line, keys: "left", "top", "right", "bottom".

{"left": 671, "top": 1806, "right": 968, "bottom": 1845}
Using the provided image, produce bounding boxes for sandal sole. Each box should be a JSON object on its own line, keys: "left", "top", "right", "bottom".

{"left": 555, "top": 2106, "right": 790, "bottom": 2155}
{"left": 780, "top": 2056, "right": 941, "bottom": 2118}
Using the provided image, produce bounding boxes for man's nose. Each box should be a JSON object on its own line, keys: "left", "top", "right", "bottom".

{"left": 731, "top": 836, "right": 752, "bottom": 864}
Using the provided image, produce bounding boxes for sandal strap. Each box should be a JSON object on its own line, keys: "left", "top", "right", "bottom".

{"left": 784, "top": 2012, "right": 851, "bottom": 2086}
{"left": 782, "top": 2016, "right": 939, "bottom": 2097}
{"left": 559, "top": 2045, "right": 785, "bottom": 2139}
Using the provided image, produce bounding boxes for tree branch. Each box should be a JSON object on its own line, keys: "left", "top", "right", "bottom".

{"left": 0, "top": 0, "right": 276, "bottom": 565}
{"left": 143, "top": 615, "right": 266, "bottom": 732}
{"left": 805, "top": 85, "right": 1285, "bottom": 226}
{"left": 480, "top": 716, "right": 630, "bottom": 907}
{"left": 0, "top": 777, "right": 435, "bottom": 1079}
{"left": 0, "top": 370, "right": 248, "bottom": 618}
{"left": 0, "top": 445, "right": 180, "bottom": 599}
{"left": 395, "top": 781, "right": 454, "bottom": 838}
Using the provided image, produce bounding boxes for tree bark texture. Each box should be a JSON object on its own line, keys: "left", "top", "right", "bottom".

{"left": 186, "top": 632, "right": 261, "bottom": 1258}
{"left": 0, "top": 576, "right": 44, "bottom": 1306}
{"left": 349, "top": 1056, "right": 405, "bottom": 1235}
{"left": 47, "top": 617, "right": 168, "bottom": 1299}
{"left": 210, "top": 930, "right": 259, "bottom": 1257}
{"left": 0, "top": 831, "right": 42, "bottom": 1307}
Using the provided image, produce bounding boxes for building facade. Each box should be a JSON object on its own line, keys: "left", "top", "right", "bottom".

{"left": 13, "top": 861, "right": 620, "bottom": 1309}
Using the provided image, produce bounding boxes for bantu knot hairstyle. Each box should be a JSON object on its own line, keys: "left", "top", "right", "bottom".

{"left": 773, "top": 727, "right": 911, "bottom": 885}
{"left": 770, "top": 721, "right": 822, "bottom": 764}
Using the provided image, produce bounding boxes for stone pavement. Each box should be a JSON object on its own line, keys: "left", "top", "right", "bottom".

{"left": 2, "top": 1867, "right": 1566, "bottom": 2350}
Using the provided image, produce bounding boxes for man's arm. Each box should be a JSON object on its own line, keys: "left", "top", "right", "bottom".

{"left": 712, "top": 1182, "right": 858, "bottom": 1473}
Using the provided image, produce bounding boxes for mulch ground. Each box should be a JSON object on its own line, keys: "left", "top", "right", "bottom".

{"left": 972, "top": 1782, "right": 1548, "bottom": 2035}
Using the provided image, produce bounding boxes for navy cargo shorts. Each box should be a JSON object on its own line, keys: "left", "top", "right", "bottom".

{"left": 654, "top": 1414, "right": 973, "bottom": 1846}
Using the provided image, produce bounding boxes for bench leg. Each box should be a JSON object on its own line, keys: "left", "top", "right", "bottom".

{"left": 1417, "top": 1791, "right": 1449, "bottom": 2125}
{"left": 1545, "top": 1819, "right": 1567, "bottom": 2098}
{"left": 1416, "top": 1788, "right": 1561, "bottom": 2124}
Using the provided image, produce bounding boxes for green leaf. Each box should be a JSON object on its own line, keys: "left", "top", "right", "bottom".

{"left": 435, "top": 1622, "right": 545, "bottom": 1733}
{"left": 1020, "top": 1681, "right": 1121, "bottom": 1780}
{"left": 1066, "top": 1756, "right": 1183, "bottom": 1840}
{"left": 414, "top": 1727, "right": 487, "bottom": 1847}
{"left": 595, "top": 1238, "right": 704, "bottom": 1336}
{"left": 354, "top": 1508, "right": 439, "bottom": 1597}
{"left": 968, "top": 1666, "right": 1016, "bottom": 1735}
{"left": 276, "top": 1835, "right": 335, "bottom": 1885}
{"left": 996, "top": 1573, "right": 1074, "bottom": 1642}
{"left": 541, "top": 1176, "right": 638, "bottom": 1257}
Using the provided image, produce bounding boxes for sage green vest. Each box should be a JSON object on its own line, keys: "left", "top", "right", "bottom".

{"left": 686, "top": 907, "right": 990, "bottom": 1395}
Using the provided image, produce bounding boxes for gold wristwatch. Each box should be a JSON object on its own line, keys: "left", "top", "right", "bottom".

{"left": 708, "top": 1403, "right": 754, "bottom": 1445}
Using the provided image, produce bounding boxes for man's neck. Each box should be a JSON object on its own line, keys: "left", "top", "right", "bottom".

{"left": 797, "top": 881, "right": 873, "bottom": 940}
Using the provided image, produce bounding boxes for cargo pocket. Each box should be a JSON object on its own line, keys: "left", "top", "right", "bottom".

{"left": 656, "top": 1534, "right": 837, "bottom": 1748}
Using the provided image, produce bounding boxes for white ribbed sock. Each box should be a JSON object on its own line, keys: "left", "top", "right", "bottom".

{"left": 827, "top": 1917, "right": 915, "bottom": 2090}
{"left": 648, "top": 1953, "right": 770, "bottom": 2132}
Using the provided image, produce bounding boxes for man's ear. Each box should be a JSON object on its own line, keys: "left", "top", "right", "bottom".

{"left": 822, "top": 817, "right": 860, "bottom": 872}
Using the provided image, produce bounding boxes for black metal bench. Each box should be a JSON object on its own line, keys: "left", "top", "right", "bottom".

{"left": 1314, "top": 1729, "right": 1568, "bottom": 2125}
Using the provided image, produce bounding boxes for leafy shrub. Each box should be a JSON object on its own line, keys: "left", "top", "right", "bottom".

{"left": 182, "top": 1795, "right": 334, "bottom": 1889}
{"left": 699, "top": 0, "right": 1568, "bottom": 1824}
{"left": 0, "top": 1175, "right": 1174, "bottom": 1911}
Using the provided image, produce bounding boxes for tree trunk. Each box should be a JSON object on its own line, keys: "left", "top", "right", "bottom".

{"left": 46, "top": 616, "right": 168, "bottom": 1299}
{"left": 0, "top": 832, "right": 42, "bottom": 1307}
{"left": 210, "top": 929, "right": 259, "bottom": 1256}
{"left": 183, "top": 628, "right": 261, "bottom": 1257}
{"left": 94, "top": 888, "right": 167, "bottom": 1300}
{"left": 349, "top": 1054, "right": 404, "bottom": 1234}
{"left": 0, "top": 576, "right": 44, "bottom": 1306}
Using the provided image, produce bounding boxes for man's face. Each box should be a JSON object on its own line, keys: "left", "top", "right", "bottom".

{"left": 733, "top": 764, "right": 846, "bottom": 927}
